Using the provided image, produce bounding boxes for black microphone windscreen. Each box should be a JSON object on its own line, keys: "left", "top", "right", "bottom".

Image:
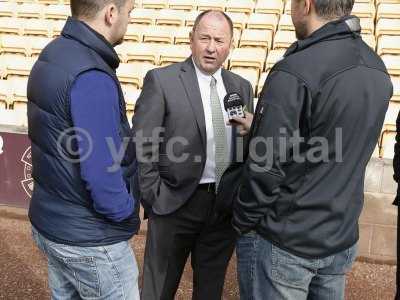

{"left": 223, "top": 93, "right": 244, "bottom": 111}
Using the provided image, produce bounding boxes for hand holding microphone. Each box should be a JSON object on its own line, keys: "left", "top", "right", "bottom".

{"left": 223, "top": 93, "right": 253, "bottom": 136}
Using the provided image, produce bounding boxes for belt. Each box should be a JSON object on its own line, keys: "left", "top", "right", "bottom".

{"left": 198, "top": 183, "right": 216, "bottom": 193}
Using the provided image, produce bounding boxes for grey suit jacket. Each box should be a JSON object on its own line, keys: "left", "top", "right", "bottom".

{"left": 132, "top": 57, "right": 254, "bottom": 215}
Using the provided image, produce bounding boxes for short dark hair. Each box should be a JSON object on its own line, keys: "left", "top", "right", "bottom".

{"left": 70, "top": 0, "right": 127, "bottom": 20}
{"left": 192, "top": 10, "right": 234, "bottom": 38}
{"left": 314, "top": 0, "right": 355, "bottom": 19}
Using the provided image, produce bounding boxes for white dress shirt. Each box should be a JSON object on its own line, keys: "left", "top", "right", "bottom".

{"left": 192, "top": 59, "right": 232, "bottom": 184}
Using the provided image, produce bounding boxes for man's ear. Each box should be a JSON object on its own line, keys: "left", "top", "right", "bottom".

{"left": 304, "top": 0, "right": 313, "bottom": 15}
{"left": 104, "top": 3, "right": 118, "bottom": 26}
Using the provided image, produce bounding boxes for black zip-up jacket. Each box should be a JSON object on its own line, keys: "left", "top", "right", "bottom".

{"left": 233, "top": 16, "right": 393, "bottom": 258}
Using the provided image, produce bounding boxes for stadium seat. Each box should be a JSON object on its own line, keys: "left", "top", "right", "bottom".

{"left": 239, "top": 29, "right": 273, "bottom": 49}
{"left": 156, "top": 9, "right": 186, "bottom": 26}
{"left": 381, "top": 55, "right": 400, "bottom": 76}
{"left": 0, "top": 35, "right": 29, "bottom": 56}
{"left": 10, "top": 77, "right": 28, "bottom": 111}
{"left": 257, "top": 71, "right": 269, "bottom": 96}
{"left": 266, "top": 49, "right": 286, "bottom": 70}
{"left": 255, "top": 0, "right": 284, "bottom": 16}
{"left": 361, "top": 34, "right": 376, "bottom": 50}
{"left": 273, "top": 30, "right": 296, "bottom": 49}
{"left": 185, "top": 10, "right": 200, "bottom": 27}
{"left": 23, "top": 19, "right": 52, "bottom": 37}
{"left": 159, "top": 44, "right": 191, "bottom": 66}
{"left": 124, "top": 42, "right": 160, "bottom": 64}
{"left": 168, "top": 0, "right": 195, "bottom": 11}
{"left": 52, "top": 20, "right": 66, "bottom": 37}
{"left": 0, "top": 17, "right": 23, "bottom": 35}
{"left": 278, "top": 14, "right": 295, "bottom": 31}
{"left": 141, "top": 0, "right": 168, "bottom": 9}
{"left": 225, "top": 12, "right": 248, "bottom": 30}
{"left": 44, "top": 4, "right": 70, "bottom": 20}
{"left": 0, "top": 109, "right": 28, "bottom": 127}
{"left": 380, "top": 125, "right": 396, "bottom": 159}
{"left": 174, "top": 26, "right": 191, "bottom": 44}
{"left": 117, "top": 62, "right": 155, "bottom": 89}
{"left": 359, "top": 18, "right": 375, "bottom": 35}
{"left": 0, "top": 80, "right": 11, "bottom": 109}
{"left": 130, "top": 8, "right": 157, "bottom": 25}
{"left": 197, "top": 0, "right": 226, "bottom": 12}
{"left": 376, "top": 18, "right": 400, "bottom": 37}
{"left": 125, "top": 24, "right": 145, "bottom": 42}
{"left": 229, "top": 48, "right": 267, "bottom": 71}
{"left": 385, "top": 100, "right": 400, "bottom": 125}
{"left": 377, "top": 3, "right": 400, "bottom": 20}
{"left": 0, "top": 2, "right": 16, "bottom": 17}
{"left": 2, "top": 55, "right": 36, "bottom": 78}
{"left": 392, "top": 76, "right": 400, "bottom": 102}
{"left": 376, "top": 0, "right": 400, "bottom": 4}
{"left": 377, "top": 35, "right": 400, "bottom": 55}
{"left": 247, "top": 13, "right": 279, "bottom": 32}
{"left": 226, "top": 0, "right": 255, "bottom": 14}
{"left": 230, "top": 67, "right": 259, "bottom": 94}
{"left": 143, "top": 25, "right": 174, "bottom": 44}
{"left": 16, "top": 3, "right": 43, "bottom": 19}
{"left": 30, "top": 36, "right": 52, "bottom": 57}
{"left": 38, "top": 0, "right": 61, "bottom": 4}
{"left": 284, "top": 0, "right": 292, "bottom": 15}
{"left": 351, "top": 2, "right": 376, "bottom": 18}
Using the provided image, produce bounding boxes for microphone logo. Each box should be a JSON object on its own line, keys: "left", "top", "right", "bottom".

{"left": 223, "top": 93, "right": 245, "bottom": 120}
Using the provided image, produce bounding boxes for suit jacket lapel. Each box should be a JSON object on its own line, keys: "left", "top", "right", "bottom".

{"left": 179, "top": 57, "right": 207, "bottom": 150}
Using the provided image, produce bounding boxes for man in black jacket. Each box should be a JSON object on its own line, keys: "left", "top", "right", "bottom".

{"left": 231, "top": 0, "right": 393, "bottom": 299}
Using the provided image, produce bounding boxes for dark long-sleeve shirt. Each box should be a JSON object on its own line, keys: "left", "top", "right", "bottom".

{"left": 70, "top": 70, "right": 135, "bottom": 222}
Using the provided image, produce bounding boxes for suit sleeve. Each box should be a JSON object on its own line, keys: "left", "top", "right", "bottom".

{"left": 233, "top": 70, "right": 310, "bottom": 233}
{"left": 132, "top": 70, "right": 165, "bottom": 211}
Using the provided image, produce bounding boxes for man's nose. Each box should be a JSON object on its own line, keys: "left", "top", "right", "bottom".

{"left": 206, "top": 40, "right": 216, "bottom": 53}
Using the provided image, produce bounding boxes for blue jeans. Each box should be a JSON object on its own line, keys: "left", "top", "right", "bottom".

{"left": 236, "top": 231, "right": 358, "bottom": 300}
{"left": 32, "top": 226, "right": 140, "bottom": 300}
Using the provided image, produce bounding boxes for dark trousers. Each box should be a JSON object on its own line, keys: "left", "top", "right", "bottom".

{"left": 141, "top": 186, "right": 236, "bottom": 300}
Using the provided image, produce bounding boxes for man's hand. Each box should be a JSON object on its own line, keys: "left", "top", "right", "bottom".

{"left": 227, "top": 112, "right": 254, "bottom": 136}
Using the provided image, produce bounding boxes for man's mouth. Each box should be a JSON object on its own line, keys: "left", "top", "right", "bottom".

{"left": 203, "top": 56, "right": 216, "bottom": 62}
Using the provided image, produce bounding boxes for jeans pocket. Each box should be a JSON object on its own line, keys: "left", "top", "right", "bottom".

{"left": 271, "top": 244, "right": 314, "bottom": 288}
{"left": 64, "top": 256, "right": 100, "bottom": 298}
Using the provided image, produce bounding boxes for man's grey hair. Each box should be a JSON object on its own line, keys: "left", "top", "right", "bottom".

{"left": 314, "top": 0, "right": 355, "bottom": 19}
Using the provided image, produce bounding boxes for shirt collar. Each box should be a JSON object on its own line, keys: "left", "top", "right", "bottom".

{"left": 192, "top": 57, "right": 223, "bottom": 84}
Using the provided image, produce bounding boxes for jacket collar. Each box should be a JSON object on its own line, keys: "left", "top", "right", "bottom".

{"left": 285, "top": 15, "right": 361, "bottom": 57}
{"left": 61, "top": 17, "right": 120, "bottom": 69}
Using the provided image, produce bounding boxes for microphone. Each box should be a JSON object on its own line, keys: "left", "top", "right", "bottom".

{"left": 223, "top": 92, "right": 245, "bottom": 120}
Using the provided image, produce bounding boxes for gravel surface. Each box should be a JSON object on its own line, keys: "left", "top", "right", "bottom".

{"left": 0, "top": 213, "right": 396, "bottom": 300}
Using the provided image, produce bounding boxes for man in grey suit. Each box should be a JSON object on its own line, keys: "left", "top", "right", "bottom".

{"left": 132, "top": 10, "right": 254, "bottom": 300}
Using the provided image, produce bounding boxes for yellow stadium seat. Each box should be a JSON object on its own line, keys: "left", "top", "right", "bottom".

{"left": 52, "top": 20, "right": 66, "bottom": 37}
{"left": 255, "top": 0, "right": 284, "bottom": 16}
{"left": 142, "top": 0, "right": 168, "bottom": 9}
{"left": 197, "top": 0, "right": 226, "bottom": 11}
{"left": 284, "top": 0, "right": 292, "bottom": 15}
{"left": 174, "top": 26, "right": 191, "bottom": 44}
{"left": 0, "top": 2, "right": 16, "bottom": 17}
{"left": 125, "top": 24, "right": 145, "bottom": 42}
{"left": 117, "top": 62, "right": 156, "bottom": 89}
{"left": 226, "top": 0, "right": 255, "bottom": 14}
{"left": 159, "top": 44, "right": 191, "bottom": 66}
{"left": 278, "top": 14, "right": 295, "bottom": 31}
{"left": 121, "top": 85, "right": 141, "bottom": 107}
{"left": 239, "top": 29, "right": 273, "bottom": 49}
{"left": 24, "top": 19, "right": 52, "bottom": 37}
{"left": 38, "top": 0, "right": 61, "bottom": 4}
{"left": 168, "top": 0, "right": 195, "bottom": 11}
{"left": 16, "top": 3, "right": 43, "bottom": 19}
{"left": 125, "top": 42, "right": 160, "bottom": 64}
{"left": 185, "top": 10, "right": 200, "bottom": 27}
{"left": 257, "top": 71, "right": 270, "bottom": 96}
{"left": 2, "top": 55, "right": 36, "bottom": 77}
{"left": 0, "top": 35, "right": 29, "bottom": 56}
{"left": 361, "top": 34, "right": 376, "bottom": 50}
{"left": 273, "top": 30, "right": 296, "bottom": 49}
{"left": 0, "top": 80, "right": 12, "bottom": 109}
{"left": 247, "top": 13, "right": 279, "bottom": 32}
{"left": 392, "top": 76, "right": 400, "bottom": 102}
{"left": 376, "top": 18, "right": 400, "bottom": 37}
{"left": 377, "top": 3, "right": 400, "bottom": 20}
{"left": 376, "top": 0, "right": 400, "bottom": 4}
{"left": 229, "top": 48, "right": 267, "bottom": 71}
{"left": 0, "top": 17, "right": 23, "bottom": 35}
{"left": 377, "top": 35, "right": 400, "bottom": 55}
{"left": 233, "top": 28, "right": 241, "bottom": 48}
{"left": 385, "top": 100, "right": 400, "bottom": 125}
{"left": 10, "top": 77, "right": 28, "bottom": 111}
{"left": 266, "top": 49, "right": 286, "bottom": 70}
{"left": 351, "top": 2, "right": 376, "bottom": 18}
{"left": 143, "top": 25, "right": 174, "bottom": 44}
{"left": 44, "top": 4, "right": 70, "bottom": 20}
{"left": 380, "top": 125, "right": 396, "bottom": 159}
{"left": 381, "top": 55, "right": 400, "bottom": 76}
{"left": 230, "top": 67, "right": 259, "bottom": 94}
{"left": 225, "top": 12, "right": 249, "bottom": 30}
{"left": 62, "top": 0, "right": 70, "bottom": 5}
{"left": 0, "top": 109, "right": 28, "bottom": 127}
{"left": 30, "top": 36, "right": 52, "bottom": 57}
{"left": 156, "top": 9, "right": 186, "bottom": 26}
{"left": 359, "top": 18, "right": 374, "bottom": 35}
{"left": 130, "top": 8, "right": 157, "bottom": 25}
